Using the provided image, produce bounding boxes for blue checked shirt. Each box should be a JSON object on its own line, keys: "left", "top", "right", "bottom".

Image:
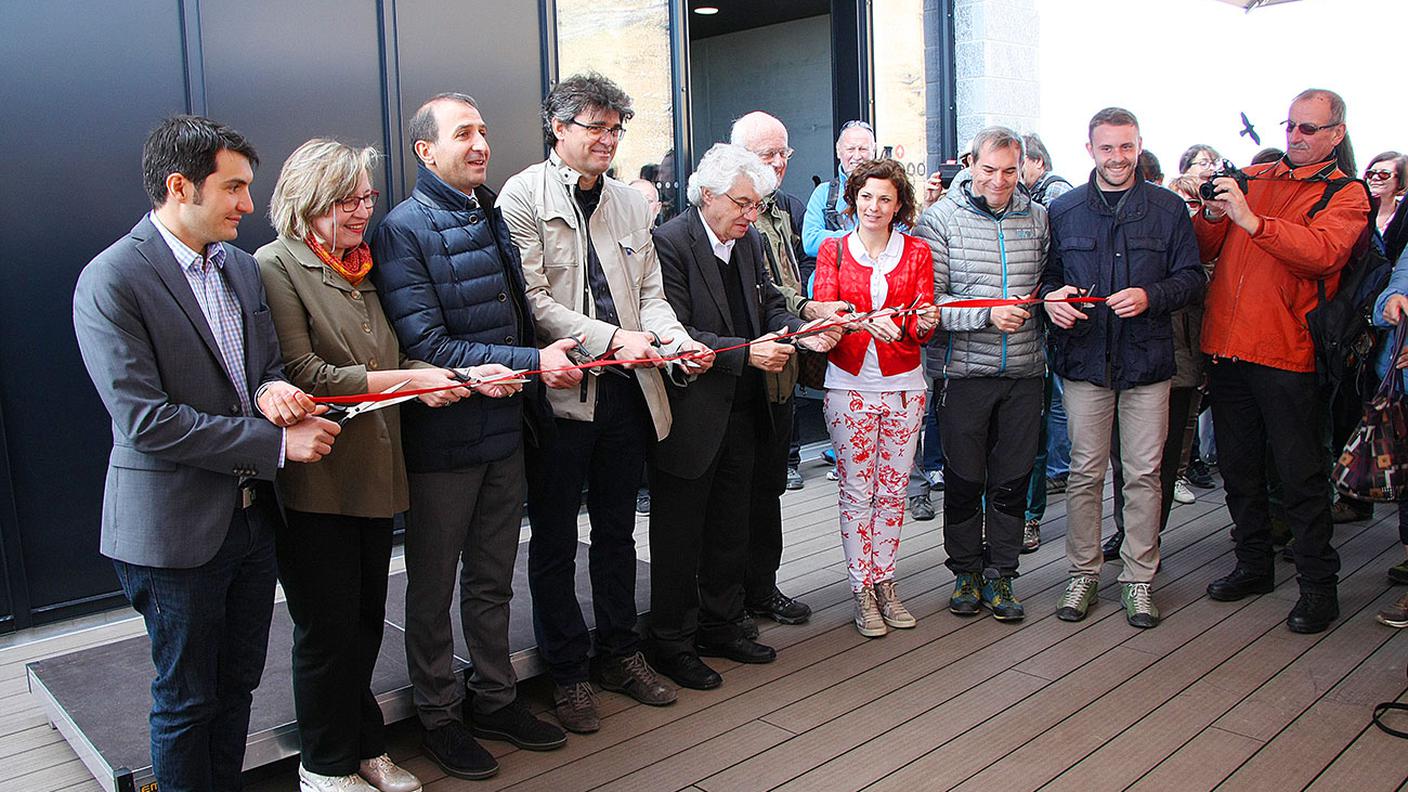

{"left": 151, "top": 214, "right": 287, "bottom": 467}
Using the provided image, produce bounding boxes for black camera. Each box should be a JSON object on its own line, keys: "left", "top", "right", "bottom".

{"left": 1199, "top": 159, "right": 1250, "bottom": 200}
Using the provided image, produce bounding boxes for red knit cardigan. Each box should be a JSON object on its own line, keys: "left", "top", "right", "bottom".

{"left": 812, "top": 232, "right": 936, "bottom": 377}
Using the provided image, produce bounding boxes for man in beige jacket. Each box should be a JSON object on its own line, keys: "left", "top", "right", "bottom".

{"left": 499, "top": 73, "right": 712, "bottom": 734}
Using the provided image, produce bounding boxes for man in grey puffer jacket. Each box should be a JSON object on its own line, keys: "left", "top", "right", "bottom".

{"left": 913, "top": 126, "right": 1049, "bottom": 623}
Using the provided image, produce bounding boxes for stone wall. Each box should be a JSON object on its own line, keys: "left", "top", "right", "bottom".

{"left": 953, "top": 0, "right": 1040, "bottom": 149}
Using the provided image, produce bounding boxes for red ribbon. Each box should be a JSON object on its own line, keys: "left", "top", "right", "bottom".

{"left": 311, "top": 295, "right": 1105, "bottom": 405}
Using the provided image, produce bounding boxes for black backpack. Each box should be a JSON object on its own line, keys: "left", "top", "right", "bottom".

{"left": 1304, "top": 178, "right": 1393, "bottom": 389}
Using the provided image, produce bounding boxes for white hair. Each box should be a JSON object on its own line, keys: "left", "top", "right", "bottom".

{"left": 687, "top": 143, "right": 777, "bottom": 204}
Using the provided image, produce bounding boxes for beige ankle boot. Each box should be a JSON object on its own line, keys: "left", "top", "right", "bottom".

{"left": 854, "top": 587, "right": 887, "bottom": 637}
{"left": 874, "top": 579, "right": 917, "bottom": 628}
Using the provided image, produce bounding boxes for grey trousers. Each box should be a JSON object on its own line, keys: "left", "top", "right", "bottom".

{"left": 404, "top": 449, "right": 524, "bottom": 729}
{"left": 1063, "top": 379, "right": 1170, "bottom": 584}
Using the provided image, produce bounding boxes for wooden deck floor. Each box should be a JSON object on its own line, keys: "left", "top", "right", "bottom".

{"left": 4, "top": 465, "right": 1406, "bottom": 791}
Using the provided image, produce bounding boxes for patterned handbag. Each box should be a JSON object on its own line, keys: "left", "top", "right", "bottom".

{"left": 1332, "top": 322, "right": 1408, "bottom": 502}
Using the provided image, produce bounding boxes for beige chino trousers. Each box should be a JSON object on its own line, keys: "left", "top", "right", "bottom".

{"left": 1062, "top": 378, "right": 1171, "bottom": 584}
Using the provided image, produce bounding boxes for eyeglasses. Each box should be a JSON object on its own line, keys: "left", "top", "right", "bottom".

{"left": 335, "top": 190, "right": 379, "bottom": 214}
{"left": 1282, "top": 120, "right": 1341, "bottom": 136}
{"left": 721, "top": 193, "right": 765, "bottom": 216}
{"left": 753, "top": 147, "right": 795, "bottom": 162}
{"left": 1366, "top": 169, "right": 1396, "bottom": 182}
{"left": 1190, "top": 158, "right": 1216, "bottom": 169}
{"left": 567, "top": 118, "right": 627, "bottom": 141}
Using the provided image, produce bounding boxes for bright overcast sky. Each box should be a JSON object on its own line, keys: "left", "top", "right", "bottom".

{"left": 1035, "top": 0, "right": 1405, "bottom": 180}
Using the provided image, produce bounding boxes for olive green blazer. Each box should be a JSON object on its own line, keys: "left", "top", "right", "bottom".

{"left": 256, "top": 235, "right": 433, "bottom": 518}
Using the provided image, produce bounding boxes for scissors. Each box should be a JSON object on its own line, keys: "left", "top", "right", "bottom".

{"left": 452, "top": 367, "right": 532, "bottom": 388}
{"left": 566, "top": 337, "right": 633, "bottom": 378}
{"left": 325, "top": 379, "right": 417, "bottom": 425}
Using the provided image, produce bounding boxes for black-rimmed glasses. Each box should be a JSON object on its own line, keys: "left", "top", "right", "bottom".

{"left": 723, "top": 193, "right": 765, "bottom": 216}
{"left": 567, "top": 118, "right": 627, "bottom": 141}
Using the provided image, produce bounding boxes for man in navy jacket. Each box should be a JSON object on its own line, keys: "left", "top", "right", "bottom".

{"left": 1039, "top": 107, "right": 1204, "bottom": 631}
{"left": 371, "top": 92, "right": 580, "bottom": 781}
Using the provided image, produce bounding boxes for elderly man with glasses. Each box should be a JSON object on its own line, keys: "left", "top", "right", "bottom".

{"left": 726, "top": 111, "right": 850, "bottom": 633}
{"left": 646, "top": 143, "right": 840, "bottom": 690}
{"left": 802, "top": 119, "right": 877, "bottom": 258}
{"left": 498, "top": 73, "right": 714, "bottom": 735}
{"left": 1196, "top": 88, "right": 1370, "bottom": 634}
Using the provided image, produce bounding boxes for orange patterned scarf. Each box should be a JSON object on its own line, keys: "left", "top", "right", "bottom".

{"left": 305, "top": 233, "right": 373, "bottom": 286}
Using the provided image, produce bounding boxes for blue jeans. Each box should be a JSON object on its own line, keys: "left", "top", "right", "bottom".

{"left": 909, "top": 388, "right": 943, "bottom": 497}
{"left": 114, "top": 499, "right": 277, "bottom": 792}
{"left": 1046, "top": 373, "right": 1071, "bottom": 478}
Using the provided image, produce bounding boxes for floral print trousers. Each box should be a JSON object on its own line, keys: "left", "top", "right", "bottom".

{"left": 824, "top": 388, "right": 927, "bottom": 592}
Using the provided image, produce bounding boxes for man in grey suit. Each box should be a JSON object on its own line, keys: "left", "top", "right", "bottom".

{"left": 72, "top": 115, "right": 339, "bottom": 792}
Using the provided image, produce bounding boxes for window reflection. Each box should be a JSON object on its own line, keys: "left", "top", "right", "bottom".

{"left": 555, "top": 0, "right": 679, "bottom": 219}
{"left": 872, "top": 0, "right": 929, "bottom": 190}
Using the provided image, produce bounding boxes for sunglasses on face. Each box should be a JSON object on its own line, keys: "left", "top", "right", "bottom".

{"left": 1282, "top": 120, "right": 1341, "bottom": 136}
{"left": 1366, "top": 169, "right": 1395, "bottom": 182}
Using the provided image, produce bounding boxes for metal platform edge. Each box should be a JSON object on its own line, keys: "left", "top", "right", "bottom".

{"left": 25, "top": 634, "right": 551, "bottom": 790}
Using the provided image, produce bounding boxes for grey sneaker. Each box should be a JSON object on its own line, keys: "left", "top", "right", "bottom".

{"left": 552, "top": 681, "right": 600, "bottom": 734}
{"left": 786, "top": 466, "right": 804, "bottom": 490}
{"left": 1056, "top": 575, "right": 1099, "bottom": 622}
{"left": 1122, "top": 582, "right": 1160, "bottom": 628}
{"left": 908, "top": 493, "right": 936, "bottom": 522}
{"left": 853, "top": 587, "right": 887, "bottom": 637}
{"left": 874, "top": 579, "right": 917, "bottom": 628}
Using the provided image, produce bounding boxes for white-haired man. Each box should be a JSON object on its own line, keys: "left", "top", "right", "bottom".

{"left": 647, "top": 143, "right": 840, "bottom": 690}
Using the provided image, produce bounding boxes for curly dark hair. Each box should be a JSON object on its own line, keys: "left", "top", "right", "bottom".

{"left": 842, "top": 158, "right": 917, "bottom": 229}
{"left": 541, "top": 72, "right": 635, "bottom": 147}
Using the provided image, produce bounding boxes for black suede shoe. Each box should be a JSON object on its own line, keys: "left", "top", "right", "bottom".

{"left": 1102, "top": 530, "right": 1124, "bottom": 562}
{"left": 1286, "top": 591, "right": 1339, "bottom": 634}
{"left": 746, "top": 588, "right": 812, "bottom": 625}
{"left": 1185, "top": 461, "right": 1216, "bottom": 489}
{"left": 1207, "top": 566, "right": 1275, "bottom": 601}
{"left": 470, "top": 698, "right": 566, "bottom": 751}
{"left": 696, "top": 636, "right": 776, "bottom": 664}
{"left": 423, "top": 721, "right": 498, "bottom": 780}
{"left": 654, "top": 652, "right": 722, "bottom": 690}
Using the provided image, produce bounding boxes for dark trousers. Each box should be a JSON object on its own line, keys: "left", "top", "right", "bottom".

{"left": 648, "top": 408, "right": 758, "bottom": 657}
{"left": 277, "top": 509, "right": 392, "bottom": 776}
{"left": 936, "top": 377, "right": 1043, "bottom": 576}
{"left": 1113, "top": 385, "right": 1197, "bottom": 533}
{"left": 746, "top": 399, "right": 793, "bottom": 602}
{"left": 526, "top": 376, "right": 652, "bottom": 686}
{"left": 113, "top": 491, "right": 277, "bottom": 792}
{"left": 1211, "top": 359, "right": 1339, "bottom": 592}
{"left": 404, "top": 452, "right": 524, "bottom": 726}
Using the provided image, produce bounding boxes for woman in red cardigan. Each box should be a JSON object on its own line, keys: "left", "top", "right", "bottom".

{"left": 813, "top": 158, "right": 939, "bottom": 638}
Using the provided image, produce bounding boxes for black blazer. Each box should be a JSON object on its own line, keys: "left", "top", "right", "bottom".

{"left": 651, "top": 209, "right": 803, "bottom": 479}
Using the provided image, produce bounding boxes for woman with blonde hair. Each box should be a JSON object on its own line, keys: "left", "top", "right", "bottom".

{"left": 256, "top": 138, "right": 518, "bottom": 792}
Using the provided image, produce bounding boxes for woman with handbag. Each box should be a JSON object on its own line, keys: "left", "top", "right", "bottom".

{"left": 1372, "top": 249, "right": 1408, "bottom": 627}
{"left": 813, "top": 158, "right": 939, "bottom": 638}
{"left": 256, "top": 139, "right": 520, "bottom": 791}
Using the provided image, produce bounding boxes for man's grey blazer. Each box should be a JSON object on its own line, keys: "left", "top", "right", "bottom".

{"left": 73, "top": 215, "right": 285, "bottom": 569}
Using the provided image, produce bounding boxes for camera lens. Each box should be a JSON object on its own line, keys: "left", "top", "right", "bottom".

{"left": 1199, "top": 181, "right": 1219, "bottom": 201}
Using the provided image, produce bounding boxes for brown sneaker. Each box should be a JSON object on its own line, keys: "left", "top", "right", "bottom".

{"left": 853, "top": 587, "right": 887, "bottom": 637}
{"left": 552, "top": 681, "right": 600, "bottom": 734}
{"left": 1376, "top": 591, "right": 1408, "bottom": 628}
{"left": 1021, "top": 519, "right": 1041, "bottom": 554}
{"left": 597, "top": 650, "right": 677, "bottom": 706}
{"left": 874, "top": 579, "right": 917, "bottom": 629}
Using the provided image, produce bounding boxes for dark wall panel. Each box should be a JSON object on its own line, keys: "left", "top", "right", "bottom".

{"left": 0, "top": 0, "right": 189, "bottom": 616}
{"left": 392, "top": 0, "right": 545, "bottom": 196}
{"left": 197, "top": 0, "right": 389, "bottom": 252}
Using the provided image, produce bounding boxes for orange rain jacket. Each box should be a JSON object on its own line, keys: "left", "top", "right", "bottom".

{"left": 1195, "top": 158, "right": 1369, "bottom": 373}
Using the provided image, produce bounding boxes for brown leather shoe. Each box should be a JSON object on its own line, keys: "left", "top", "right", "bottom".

{"left": 1376, "top": 591, "right": 1408, "bottom": 628}
{"left": 598, "top": 651, "right": 677, "bottom": 706}
{"left": 552, "top": 681, "right": 600, "bottom": 734}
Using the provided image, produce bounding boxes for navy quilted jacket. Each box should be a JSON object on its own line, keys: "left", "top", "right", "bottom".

{"left": 1038, "top": 173, "right": 1205, "bottom": 390}
{"left": 371, "top": 165, "right": 542, "bottom": 472}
